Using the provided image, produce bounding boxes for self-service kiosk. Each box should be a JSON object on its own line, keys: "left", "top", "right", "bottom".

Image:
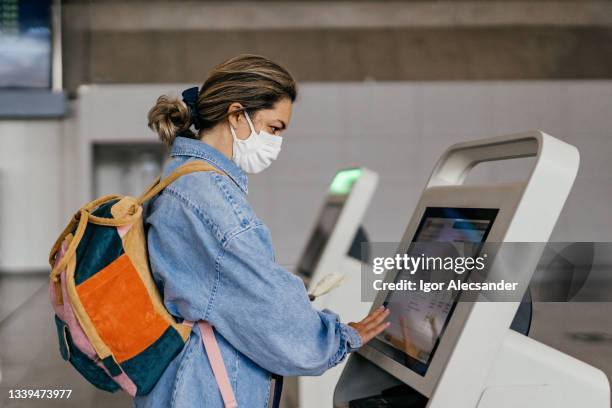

{"left": 295, "top": 167, "right": 378, "bottom": 290}
{"left": 289, "top": 168, "right": 379, "bottom": 408}
{"left": 334, "top": 132, "right": 610, "bottom": 408}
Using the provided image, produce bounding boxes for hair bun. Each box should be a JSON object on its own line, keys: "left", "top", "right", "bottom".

{"left": 147, "top": 95, "right": 195, "bottom": 147}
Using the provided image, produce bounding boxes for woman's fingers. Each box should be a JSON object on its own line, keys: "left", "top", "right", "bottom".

{"left": 359, "top": 307, "right": 389, "bottom": 332}
{"left": 349, "top": 306, "right": 392, "bottom": 345}
{"left": 359, "top": 305, "right": 386, "bottom": 324}
{"left": 364, "top": 308, "right": 390, "bottom": 330}
{"left": 361, "top": 320, "right": 390, "bottom": 343}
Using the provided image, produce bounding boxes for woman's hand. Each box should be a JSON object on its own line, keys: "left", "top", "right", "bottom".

{"left": 348, "top": 306, "right": 391, "bottom": 345}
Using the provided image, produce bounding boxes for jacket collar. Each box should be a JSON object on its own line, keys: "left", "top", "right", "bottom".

{"left": 170, "top": 136, "right": 248, "bottom": 194}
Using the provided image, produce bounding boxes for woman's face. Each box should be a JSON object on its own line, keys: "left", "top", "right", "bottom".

{"left": 230, "top": 98, "right": 293, "bottom": 140}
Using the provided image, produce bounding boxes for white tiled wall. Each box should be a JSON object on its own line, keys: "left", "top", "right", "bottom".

{"left": 1, "top": 81, "right": 610, "bottom": 271}
{"left": 250, "top": 81, "right": 612, "bottom": 265}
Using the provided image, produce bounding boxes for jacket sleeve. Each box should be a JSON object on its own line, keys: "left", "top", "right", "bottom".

{"left": 206, "top": 222, "right": 362, "bottom": 376}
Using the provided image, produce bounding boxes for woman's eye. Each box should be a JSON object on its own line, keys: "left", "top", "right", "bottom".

{"left": 271, "top": 127, "right": 280, "bottom": 133}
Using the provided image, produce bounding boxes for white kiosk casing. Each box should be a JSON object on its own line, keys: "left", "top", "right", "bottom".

{"left": 334, "top": 131, "right": 610, "bottom": 408}
{"left": 290, "top": 168, "right": 379, "bottom": 408}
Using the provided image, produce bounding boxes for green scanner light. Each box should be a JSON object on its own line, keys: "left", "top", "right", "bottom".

{"left": 329, "top": 168, "right": 362, "bottom": 195}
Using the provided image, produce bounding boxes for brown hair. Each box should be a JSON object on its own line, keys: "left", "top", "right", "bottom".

{"left": 148, "top": 54, "right": 297, "bottom": 147}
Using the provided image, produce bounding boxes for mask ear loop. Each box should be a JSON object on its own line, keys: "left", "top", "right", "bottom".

{"left": 243, "top": 111, "right": 257, "bottom": 135}
{"left": 229, "top": 110, "right": 256, "bottom": 141}
{"left": 229, "top": 123, "right": 239, "bottom": 141}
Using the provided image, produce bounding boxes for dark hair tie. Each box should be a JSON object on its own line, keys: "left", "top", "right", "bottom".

{"left": 181, "top": 86, "right": 201, "bottom": 130}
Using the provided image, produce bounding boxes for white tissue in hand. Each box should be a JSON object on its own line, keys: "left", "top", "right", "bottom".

{"left": 309, "top": 273, "right": 347, "bottom": 298}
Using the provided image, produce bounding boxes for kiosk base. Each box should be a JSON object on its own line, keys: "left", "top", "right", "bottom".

{"left": 335, "top": 330, "right": 609, "bottom": 408}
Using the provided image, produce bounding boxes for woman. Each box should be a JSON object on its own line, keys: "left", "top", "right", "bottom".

{"left": 137, "top": 54, "right": 389, "bottom": 407}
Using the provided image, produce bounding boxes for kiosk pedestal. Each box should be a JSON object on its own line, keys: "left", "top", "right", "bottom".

{"left": 288, "top": 168, "right": 379, "bottom": 408}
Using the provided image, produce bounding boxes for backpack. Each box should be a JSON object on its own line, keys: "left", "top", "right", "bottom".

{"left": 48, "top": 160, "right": 237, "bottom": 407}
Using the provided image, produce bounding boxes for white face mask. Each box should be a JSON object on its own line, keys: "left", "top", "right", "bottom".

{"left": 229, "top": 111, "right": 282, "bottom": 174}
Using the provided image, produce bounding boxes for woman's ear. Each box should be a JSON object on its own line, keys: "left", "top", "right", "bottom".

{"left": 227, "top": 102, "right": 244, "bottom": 130}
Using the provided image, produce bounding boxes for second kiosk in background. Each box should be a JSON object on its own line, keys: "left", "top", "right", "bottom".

{"left": 288, "top": 168, "right": 379, "bottom": 408}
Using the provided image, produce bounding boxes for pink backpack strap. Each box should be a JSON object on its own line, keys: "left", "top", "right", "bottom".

{"left": 183, "top": 320, "right": 238, "bottom": 408}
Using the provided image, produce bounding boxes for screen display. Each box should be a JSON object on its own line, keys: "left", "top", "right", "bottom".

{"left": 370, "top": 207, "right": 498, "bottom": 376}
{"left": 296, "top": 202, "right": 343, "bottom": 278}
{"left": 0, "top": 0, "right": 52, "bottom": 88}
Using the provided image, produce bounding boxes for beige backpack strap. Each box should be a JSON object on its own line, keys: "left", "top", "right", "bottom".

{"left": 49, "top": 194, "right": 121, "bottom": 274}
{"left": 137, "top": 161, "right": 223, "bottom": 204}
{"left": 139, "top": 176, "right": 162, "bottom": 204}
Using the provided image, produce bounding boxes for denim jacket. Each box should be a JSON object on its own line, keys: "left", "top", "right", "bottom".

{"left": 133, "top": 136, "right": 361, "bottom": 407}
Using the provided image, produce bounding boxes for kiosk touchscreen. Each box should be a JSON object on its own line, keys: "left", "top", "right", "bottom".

{"left": 289, "top": 168, "right": 379, "bottom": 408}
{"left": 334, "top": 132, "right": 610, "bottom": 408}
{"left": 373, "top": 207, "right": 498, "bottom": 377}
